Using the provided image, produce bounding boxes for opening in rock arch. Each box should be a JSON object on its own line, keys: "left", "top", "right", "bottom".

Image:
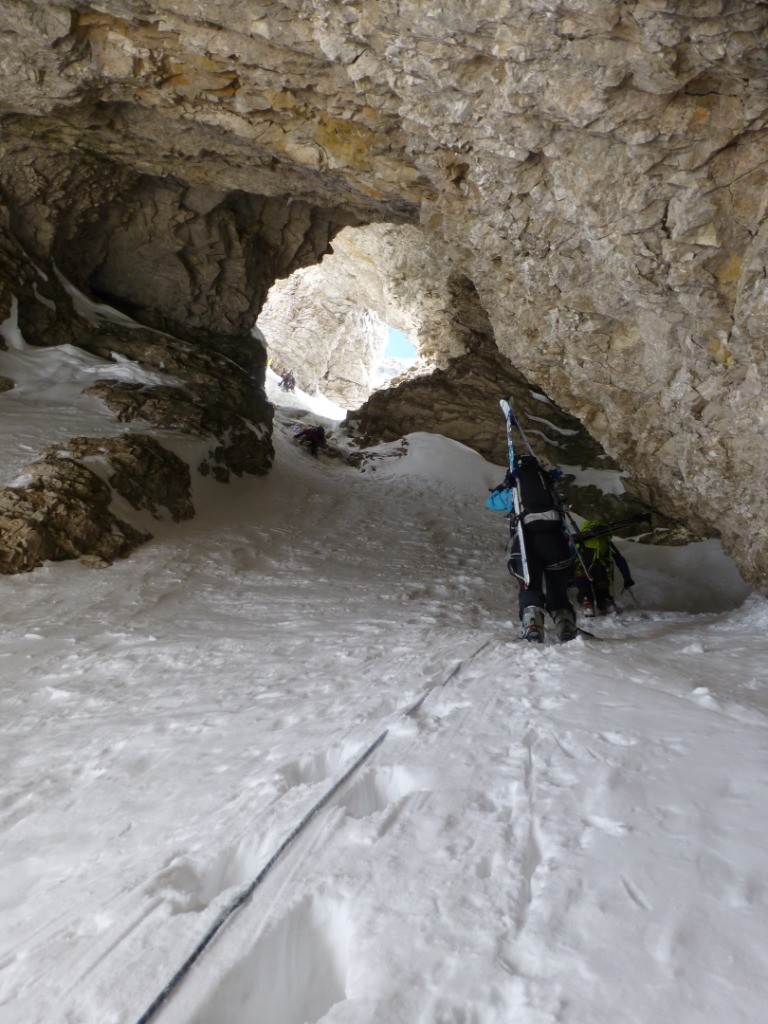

{"left": 385, "top": 328, "right": 417, "bottom": 360}
{"left": 374, "top": 327, "right": 419, "bottom": 391}
{"left": 255, "top": 222, "right": 435, "bottom": 413}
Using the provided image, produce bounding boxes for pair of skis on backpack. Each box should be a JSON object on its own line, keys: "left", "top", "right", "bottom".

{"left": 499, "top": 397, "right": 596, "bottom": 586}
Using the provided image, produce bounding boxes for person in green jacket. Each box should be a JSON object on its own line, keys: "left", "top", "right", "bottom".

{"left": 573, "top": 520, "right": 635, "bottom": 616}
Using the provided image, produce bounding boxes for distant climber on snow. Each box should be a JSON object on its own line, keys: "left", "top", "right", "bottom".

{"left": 295, "top": 424, "right": 326, "bottom": 457}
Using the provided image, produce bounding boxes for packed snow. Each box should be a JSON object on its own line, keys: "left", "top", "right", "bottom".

{"left": 0, "top": 342, "right": 766, "bottom": 1024}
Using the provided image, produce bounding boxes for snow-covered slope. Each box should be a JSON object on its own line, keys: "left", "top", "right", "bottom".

{"left": 0, "top": 356, "right": 765, "bottom": 1024}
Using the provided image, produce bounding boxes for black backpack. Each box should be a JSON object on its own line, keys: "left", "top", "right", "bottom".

{"left": 515, "top": 455, "right": 558, "bottom": 516}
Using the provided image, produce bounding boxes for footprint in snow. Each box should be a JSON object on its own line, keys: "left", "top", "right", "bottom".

{"left": 582, "top": 815, "right": 631, "bottom": 836}
{"left": 189, "top": 894, "right": 353, "bottom": 1024}
{"left": 336, "top": 765, "right": 424, "bottom": 822}
{"left": 598, "top": 731, "right": 638, "bottom": 747}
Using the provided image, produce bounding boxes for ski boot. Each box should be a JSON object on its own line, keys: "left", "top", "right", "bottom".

{"left": 554, "top": 608, "right": 578, "bottom": 644}
{"left": 581, "top": 597, "right": 595, "bottom": 617}
{"left": 598, "top": 597, "right": 616, "bottom": 616}
{"left": 520, "top": 606, "right": 545, "bottom": 644}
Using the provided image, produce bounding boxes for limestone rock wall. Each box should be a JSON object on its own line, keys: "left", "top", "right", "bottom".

{"left": 258, "top": 263, "right": 390, "bottom": 408}
{"left": 1, "top": 2, "right": 767, "bottom": 583}
{"left": 257, "top": 222, "right": 478, "bottom": 404}
{"left": 0, "top": 141, "right": 363, "bottom": 349}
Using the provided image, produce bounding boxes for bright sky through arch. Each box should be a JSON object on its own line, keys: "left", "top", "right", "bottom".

{"left": 386, "top": 327, "right": 416, "bottom": 359}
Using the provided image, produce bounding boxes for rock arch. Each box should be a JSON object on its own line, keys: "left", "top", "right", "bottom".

{"left": 0, "top": 1, "right": 766, "bottom": 584}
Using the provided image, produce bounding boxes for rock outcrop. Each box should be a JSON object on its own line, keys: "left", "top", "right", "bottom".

{"left": 77, "top": 323, "right": 274, "bottom": 481}
{"left": 57, "top": 435, "right": 195, "bottom": 523}
{"left": 0, "top": 433, "right": 194, "bottom": 575}
{"left": 1, "top": 2, "right": 767, "bottom": 583}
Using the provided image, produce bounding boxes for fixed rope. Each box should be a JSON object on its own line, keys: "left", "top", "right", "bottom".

{"left": 135, "top": 729, "right": 388, "bottom": 1024}
{"left": 404, "top": 636, "right": 498, "bottom": 716}
{"left": 135, "top": 633, "right": 497, "bottom": 1023}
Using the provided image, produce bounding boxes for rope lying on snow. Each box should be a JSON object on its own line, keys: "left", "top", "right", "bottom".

{"left": 404, "top": 636, "right": 498, "bottom": 716}
{"left": 135, "top": 634, "right": 496, "bottom": 1023}
{"left": 135, "top": 730, "right": 388, "bottom": 1024}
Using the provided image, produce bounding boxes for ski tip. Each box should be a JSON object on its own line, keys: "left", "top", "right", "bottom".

{"left": 576, "top": 628, "right": 605, "bottom": 641}
{"left": 553, "top": 622, "right": 591, "bottom": 643}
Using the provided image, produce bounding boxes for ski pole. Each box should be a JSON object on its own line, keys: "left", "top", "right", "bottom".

{"left": 561, "top": 503, "right": 593, "bottom": 582}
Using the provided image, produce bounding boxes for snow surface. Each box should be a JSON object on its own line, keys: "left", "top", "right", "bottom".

{"left": 0, "top": 344, "right": 767, "bottom": 1024}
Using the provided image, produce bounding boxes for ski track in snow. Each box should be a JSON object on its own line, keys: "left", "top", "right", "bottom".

{"left": 0, "top": 370, "right": 767, "bottom": 1024}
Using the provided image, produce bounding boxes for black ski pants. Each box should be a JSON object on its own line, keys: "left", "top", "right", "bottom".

{"left": 509, "top": 525, "right": 573, "bottom": 619}
{"left": 574, "top": 553, "right": 613, "bottom": 609}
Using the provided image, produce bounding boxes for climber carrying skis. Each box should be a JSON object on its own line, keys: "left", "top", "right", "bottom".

{"left": 572, "top": 520, "right": 635, "bottom": 616}
{"left": 486, "top": 400, "right": 578, "bottom": 644}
